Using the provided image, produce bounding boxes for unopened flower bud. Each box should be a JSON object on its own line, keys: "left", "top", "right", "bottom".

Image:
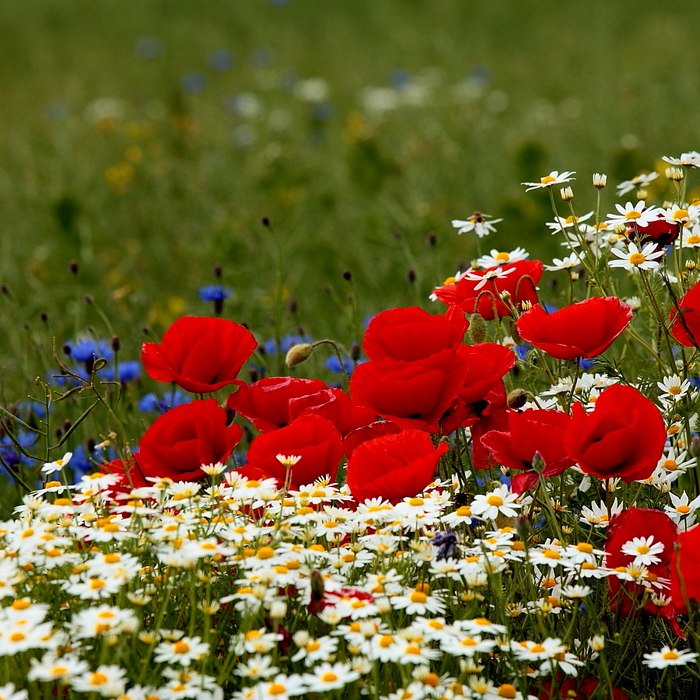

{"left": 531, "top": 451, "right": 546, "bottom": 473}
{"left": 665, "top": 167, "right": 684, "bottom": 182}
{"left": 592, "top": 173, "right": 607, "bottom": 189}
{"left": 467, "top": 314, "right": 487, "bottom": 344}
{"left": 560, "top": 186, "right": 574, "bottom": 201}
{"left": 686, "top": 260, "right": 697, "bottom": 271}
{"left": 507, "top": 388, "right": 530, "bottom": 409}
{"left": 269, "top": 600, "right": 287, "bottom": 619}
{"left": 589, "top": 634, "right": 605, "bottom": 652}
{"left": 285, "top": 343, "right": 314, "bottom": 367}
{"left": 636, "top": 188, "right": 648, "bottom": 201}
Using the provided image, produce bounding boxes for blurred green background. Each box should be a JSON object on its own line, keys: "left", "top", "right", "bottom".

{"left": 0, "top": 0, "right": 698, "bottom": 397}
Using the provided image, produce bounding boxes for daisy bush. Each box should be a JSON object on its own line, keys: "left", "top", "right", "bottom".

{"left": 4, "top": 152, "right": 700, "bottom": 698}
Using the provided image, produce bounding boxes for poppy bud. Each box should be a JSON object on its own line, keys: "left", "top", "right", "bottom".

{"left": 285, "top": 343, "right": 314, "bottom": 367}
{"left": 507, "top": 388, "right": 530, "bottom": 409}
{"left": 467, "top": 314, "right": 487, "bottom": 344}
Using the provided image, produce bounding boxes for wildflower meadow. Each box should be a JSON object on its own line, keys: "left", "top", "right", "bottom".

{"left": 3, "top": 3, "right": 700, "bottom": 700}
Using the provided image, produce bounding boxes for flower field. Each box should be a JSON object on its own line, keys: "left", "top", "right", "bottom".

{"left": 2, "top": 3, "right": 700, "bottom": 698}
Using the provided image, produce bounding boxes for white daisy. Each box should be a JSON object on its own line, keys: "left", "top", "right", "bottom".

{"left": 620, "top": 536, "right": 665, "bottom": 567}
{"left": 544, "top": 253, "right": 582, "bottom": 271}
{"left": 662, "top": 152, "right": 700, "bottom": 168}
{"left": 606, "top": 201, "right": 661, "bottom": 227}
{"left": 616, "top": 172, "right": 659, "bottom": 196}
{"left": 41, "top": 452, "right": 73, "bottom": 476}
{"left": 522, "top": 171, "right": 576, "bottom": 192}
{"left": 303, "top": 662, "right": 360, "bottom": 692}
{"left": 657, "top": 374, "right": 691, "bottom": 401}
{"left": 462, "top": 266, "right": 516, "bottom": 291}
{"left": 476, "top": 247, "right": 529, "bottom": 268}
{"left": 608, "top": 241, "right": 665, "bottom": 272}
{"left": 451, "top": 212, "right": 503, "bottom": 238}
{"left": 643, "top": 646, "right": 699, "bottom": 668}
{"left": 470, "top": 485, "right": 523, "bottom": 522}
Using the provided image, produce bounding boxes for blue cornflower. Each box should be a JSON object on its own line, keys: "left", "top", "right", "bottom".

{"left": 325, "top": 355, "right": 355, "bottom": 375}
{"left": 199, "top": 285, "right": 232, "bottom": 315}
{"left": 311, "top": 101, "right": 333, "bottom": 122}
{"left": 65, "top": 338, "right": 114, "bottom": 364}
{"left": 198, "top": 285, "right": 232, "bottom": 302}
{"left": 15, "top": 400, "right": 46, "bottom": 419}
{"left": 514, "top": 344, "right": 530, "bottom": 362}
{"left": 181, "top": 72, "right": 207, "bottom": 94}
{"left": 433, "top": 529, "right": 459, "bottom": 560}
{"left": 389, "top": 69, "right": 412, "bottom": 90}
{"left": 100, "top": 361, "right": 141, "bottom": 383}
{"left": 579, "top": 357, "right": 596, "bottom": 371}
{"left": 138, "top": 391, "right": 191, "bottom": 414}
{"left": 135, "top": 36, "right": 162, "bottom": 60}
{"left": 208, "top": 49, "right": 234, "bottom": 72}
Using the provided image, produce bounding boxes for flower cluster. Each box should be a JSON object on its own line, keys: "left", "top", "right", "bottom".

{"left": 4, "top": 152, "right": 700, "bottom": 698}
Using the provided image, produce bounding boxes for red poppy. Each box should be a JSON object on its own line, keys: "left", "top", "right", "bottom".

{"left": 670, "top": 523, "right": 700, "bottom": 613}
{"left": 605, "top": 507, "right": 678, "bottom": 623}
{"left": 565, "top": 384, "right": 666, "bottom": 482}
{"left": 669, "top": 280, "right": 700, "bottom": 348}
{"left": 227, "top": 376, "right": 327, "bottom": 432}
{"left": 516, "top": 297, "right": 632, "bottom": 360}
{"left": 480, "top": 408, "right": 574, "bottom": 493}
{"left": 342, "top": 420, "right": 402, "bottom": 458}
{"left": 244, "top": 414, "right": 343, "bottom": 487}
{"left": 629, "top": 212, "right": 681, "bottom": 246}
{"left": 438, "top": 344, "right": 514, "bottom": 435}
{"left": 142, "top": 316, "right": 257, "bottom": 394}
{"left": 287, "top": 386, "right": 377, "bottom": 438}
{"left": 537, "top": 677, "right": 629, "bottom": 700}
{"left": 362, "top": 305, "right": 468, "bottom": 361}
{"left": 137, "top": 399, "right": 243, "bottom": 482}
{"left": 349, "top": 347, "right": 471, "bottom": 433}
{"left": 346, "top": 429, "right": 448, "bottom": 503}
{"left": 432, "top": 260, "right": 544, "bottom": 320}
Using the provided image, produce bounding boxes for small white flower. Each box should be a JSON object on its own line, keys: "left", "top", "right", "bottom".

{"left": 545, "top": 211, "right": 594, "bottom": 233}
{"left": 544, "top": 253, "right": 582, "bottom": 271}
{"left": 452, "top": 212, "right": 503, "bottom": 238}
{"left": 616, "top": 172, "right": 659, "bottom": 196}
{"left": 662, "top": 152, "right": 700, "bottom": 168}
{"left": 470, "top": 485, "right": 523, "bottom": 521}
{"left": 657, "top": 374, "right": 691, "bottom": 401}
{"left": 606, "top": 201, "right": 661, "bottom": 227}
{"left": 476, "top": 247, "right": 529, "bottom": 268}
{"left": 620, "top": 536, "right": 665, "bottom": 567}
{"left": 643, "top": 646, "right": 699, "bottom": 668}
{"left": 463, "top": 266, "right": 516, "bottom": 291}
{"left": 41, "top": 451, "right": 73, "bottom": 476}
{"left": 608, "top": 241, "right": 664, "bottom": 272}
{"left": 522, "top": 171, "right": 576, "bottom": 192}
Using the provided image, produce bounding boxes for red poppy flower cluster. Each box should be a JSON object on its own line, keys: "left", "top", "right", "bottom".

{"left": 350, "top": 306, "right": 514, "bottom": 436}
